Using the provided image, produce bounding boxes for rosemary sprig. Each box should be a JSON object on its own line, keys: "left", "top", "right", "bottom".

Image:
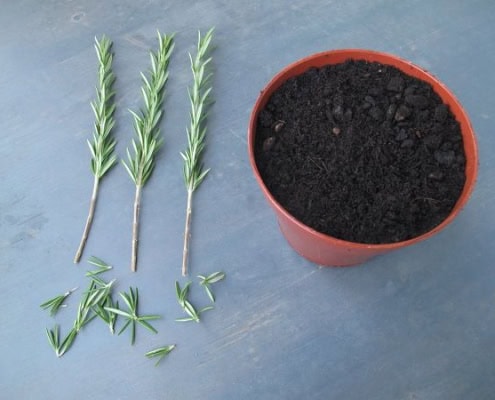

{"left": 175, "top": 281, "right": 213, "bottom": 323}
{"left": 181, "top": 27, "right": 215, "bottom": 276}
{"left": 40, "top": 287, "right": 78, "bottom": 316}
{"left": 74, "top": 36, "right": 117, "bottom": 263}
{"left": 198, "top": 271, "right": 225, "bottom": 303}
{"left": 105, "top": 287, "right": 161, "bottom": 344}
{"left": 123, "top": 32, "right": 175, "bottom": 272}
{"left": 145, "top": 344, "right": 176, "bottom": 366}
{"left": 85, "top": 255, "right": 113, "bottom": 276}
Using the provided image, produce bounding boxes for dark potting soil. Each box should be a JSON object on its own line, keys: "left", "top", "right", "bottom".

{"left": 254, "top": 60, "right": 466, "bottom": 244}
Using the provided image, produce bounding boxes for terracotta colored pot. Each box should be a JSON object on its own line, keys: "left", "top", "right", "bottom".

{"left": 248, "top": 49, "right": 478, "bottom": 266}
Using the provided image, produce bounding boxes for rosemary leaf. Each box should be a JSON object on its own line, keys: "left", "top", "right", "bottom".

{"left": 84, "top": 278, "right": 115, "bottom": 309}
{"left": 45, "top": 325, "right": 60, "bottom": 354}
{"left": 198, "top": 271, "right": 225, "bottom": 303}
{"left": 105, "top": 287, "right": 161, "bottom": 345}
{"left": 45, "top": 325, "right": 78, "bottom": 358}
{"left": 122, "top": 31, "right": 175, "bottom": 272}
{"left": 104, "top": 307, "right": 133, "bottom": 319}
{"left": 86, "top": 256, "right": 113, "bottom": 276}
{"left": 183, "top": 300, "right": 200, "bottom": 322}
{"left": 40, "top": 287, "right": 77, "bottom": 316}
{"left": 74, "top": 35, "right": 117, "bottom": 263}
{"left": 181, "top": 27, "right": 215, "bottom": 276}
{"left": 118, "top": 319, "right": 132, "bottom": 336}
{"left": 199, "top": 306, "right": 214, "bottom": 313}
{"left": 175, "top": 280, "right": 210, "bottom": 323}
{"left": 145, "top": 345, "right": 176, "bottom": 366}
{"left": 202, "top": 271, "right": 225, "bottom": 284}
{"left": 74, "top": 301, "right": 96, "bottom": 332}
{"left": 175, "top": 317, "right": 195, "bottom": 323}
{"left": 94, "top": 296, "right": 119, "bottom": 334}
{"left": 204, "top": 285, "right": 214, "bottom": 303}
{"left": 137, "top": 319, "right": 159, "bottom": 334}
{"left": 58, "top": 328, "right": 78, "bottom": 357}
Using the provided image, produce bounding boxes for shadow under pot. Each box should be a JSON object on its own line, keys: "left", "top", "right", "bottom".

{"left": 248, "top": 49, "right": 478, "bottom": 266}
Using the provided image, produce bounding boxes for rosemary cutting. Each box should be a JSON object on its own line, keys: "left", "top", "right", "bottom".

{"left": 180, "top": 28, "right": 215, "bottom": 276}
{"left": 145, "top": 344, "right": 176, "bottom": 366}
{"left": 104, "top": 287, "right": 161, "bottom": 344}
{"left": 74, "top": 36, "right": 117, "bottom": 263}
{"left": 123, "top": 32, "right": 175, "bottom": 272}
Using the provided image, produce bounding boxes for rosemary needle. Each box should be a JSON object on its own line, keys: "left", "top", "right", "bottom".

{"left": 105, "top": 287, "right": 161, "bottom": 345}
{"left": 40, "top": 287, "right": 78, "bottom": 316}
{"left": 181, "top": 27, "right": 215, "bottom": 276}
{"left": 93, "top": 295, "right": 119, "bottom": 334}
{"left": 145, "top": 344, "right": 176, "bottom": 366}
{"left": 123, "top": 31, "right": 175, "bottom": 272}
{"left": 44, "top": 270, "right": 117, "bottom": 357}
{"left": 85, "top": 255, "right": 113, "bottom": 276}
{"left": 198, "top": 271, "right": 225, "bottom": 302}
{"left": 74, "top": 36, "right": 117, "bottom": 263}
{"left": 46, "top": 325, "right": 77, "bottom": 358}
{"left": 175, "top": 280, "right": 213, "bottom": 323}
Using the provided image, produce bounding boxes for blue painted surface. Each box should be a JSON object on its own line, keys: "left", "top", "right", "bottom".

{"left": 1, "top": 1, "right": 494, "bottom": 399}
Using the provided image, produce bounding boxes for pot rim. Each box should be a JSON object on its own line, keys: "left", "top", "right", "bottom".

{"left": 248, "top": 48, "right": 479, "bottom": 251}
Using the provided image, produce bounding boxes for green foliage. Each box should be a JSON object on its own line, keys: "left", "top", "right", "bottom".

{"left": 88, "top": 35, "right": 117, "bottom": 179}
{"left": 175, "top": 281, "right": 213, "bottom": 323}
{"left": 197, "top": 271, "right": 225, "bottom": 302}
{"left": 145, "top": 345, "right": 176, "bottom": 366}
{"left": 40, "top": 287, "right": 77, "bottom": 316}
{"left": 181, "top": 27, "right": 215, "bottom": 192}
{"left": 86, "top": 255, "right": 113, "bottom": 276}
{"left": 105, "top": 287, "right": 161, "bottom": 345}
{"left": 123, "top": 32, "right": 175, "bottom": 186}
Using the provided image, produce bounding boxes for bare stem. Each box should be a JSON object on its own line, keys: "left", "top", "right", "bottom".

{"left": 74, "top": 177, "right": 100, "bottom": 263}
{"left": 131, "top": 185, "right": 142, "bottom": 272}
{"left": 181, "top": 188, "right": 194, "bottom": 276}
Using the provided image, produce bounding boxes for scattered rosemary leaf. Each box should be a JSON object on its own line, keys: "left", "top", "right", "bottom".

{"left": 105, "top": 287, "right": 161, "bottom": 345}
{"left": 197, "top": 271, "right": 225, "bottom": 302}
{"left": 175, "top": 280, "right": 212, "bottom": 323}
{"left": 86, "top": 256, "right": 113, "bottom": 276}
{"left": 145, "top": 344, "right": 176, "bottom": 366}
{"left": 175, "top": 280, "right": 191, "bottom": 307}
{"left": 40, "top": 287, "right": 78, "bottom": 316}
{"left": 45, "top": 325, "right": 78, "bottom": 358}
{"left": 74, "top": 299, "right": 97, "bottom": 332}
{"left": 58, "top": 328, "right": 78, "bottom": 357}
{"left": 82, "top": 277, "right": 116, "bottom": 310}
{"left": 46, "top": 325, "right": 61, "bottom": 354}
{"left": 94, "top": 295, "right": 119, "bottom": 334}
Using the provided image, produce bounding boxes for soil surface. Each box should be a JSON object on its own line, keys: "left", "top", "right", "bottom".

{"left": 254, "top": 60, "right": 466, "bottom": 244}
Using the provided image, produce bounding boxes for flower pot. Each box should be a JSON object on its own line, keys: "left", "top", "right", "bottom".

{"left": 247, "top": 49, "right": 478, "bottom": 266}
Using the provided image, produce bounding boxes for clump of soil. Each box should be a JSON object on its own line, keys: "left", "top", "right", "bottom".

{"left": 254, "top": 60, "right": 466, "bottom": 244}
